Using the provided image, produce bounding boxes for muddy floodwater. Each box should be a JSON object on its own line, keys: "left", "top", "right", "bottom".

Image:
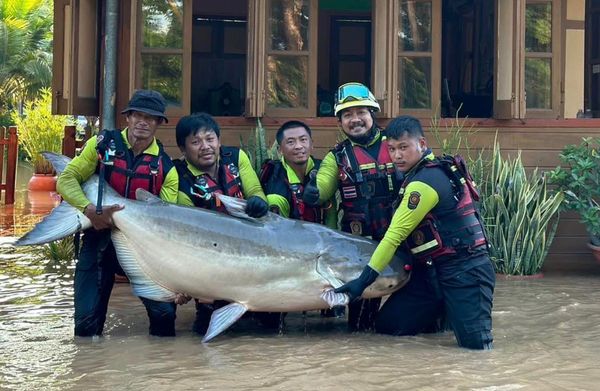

{"left": 1, "top": 237, "right": 600, "bottom": 391}
{"left": 2, "top": 164, "right": 600, "bottom": 390}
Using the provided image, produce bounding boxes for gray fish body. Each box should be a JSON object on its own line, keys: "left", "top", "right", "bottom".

{"left": 17, "top": 153, "right": 411, "bottom": 340}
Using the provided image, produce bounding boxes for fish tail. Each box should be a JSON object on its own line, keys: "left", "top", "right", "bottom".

{"left": 14, "top": 202, "right": 92, "bottom": 246}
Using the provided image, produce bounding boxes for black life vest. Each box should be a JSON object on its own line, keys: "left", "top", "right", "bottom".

{"left": 95, "top": 129, "right": 170, "bottom": 199}
{"left": 333, "top": 133, "right": 400, "bottom": 240}
{"left": 259, "top": 158, "right": 329, "bottom": 224}
{"left": 399, "top": 154, "right": 488, "bottom": 262}
{"left": 175, "top": 146, "right": 244, "bottom": 212}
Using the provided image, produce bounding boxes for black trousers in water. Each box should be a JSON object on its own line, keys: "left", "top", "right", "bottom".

{"left": 375, "top": 253, "right": 495, "bottom": 349}
{"left": 73, "top": 229, "right": 177, "bottom": 337}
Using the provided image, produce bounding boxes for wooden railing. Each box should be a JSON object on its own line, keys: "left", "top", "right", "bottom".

{"left": 0, "top": 126, "right": 18, "bottom": 204}
{"left": 61, "top": 125, "right": 91, "bottom": 158}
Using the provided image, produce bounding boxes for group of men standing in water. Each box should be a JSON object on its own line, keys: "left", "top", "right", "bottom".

{"left": 57, "top": 83, "right": 495, "bottom": 350}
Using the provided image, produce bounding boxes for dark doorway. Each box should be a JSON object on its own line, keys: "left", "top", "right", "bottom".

{"left": 330, "top": 18, "right": 371, "bottom": 91}
{"left": 317, "top": 1, "right": 372, "bottom": 116}
{"left": 441, "top": 0, "right": 494, "bottom": 118}
{"left": 191, "top": 1, "right": 247, "bottom": 116}
{"left": 586, "top": 0, "right": 600, "bottom": 117}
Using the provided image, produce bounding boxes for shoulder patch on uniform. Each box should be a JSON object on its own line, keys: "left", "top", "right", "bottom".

{"left": 407, "top": 191, "right": 421, "bottom": 210}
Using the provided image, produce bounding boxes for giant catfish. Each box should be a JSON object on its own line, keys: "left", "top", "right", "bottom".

{"left": 16, "top": 153, "right": 411, "bottom": 342}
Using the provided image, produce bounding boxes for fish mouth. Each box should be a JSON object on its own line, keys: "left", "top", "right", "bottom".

{"left": 363, "top": 274, "right": 408, "bottom": 297}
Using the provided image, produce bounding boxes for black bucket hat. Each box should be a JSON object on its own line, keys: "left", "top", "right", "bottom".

{"left": 121, "top": 89, "right": 169, "bottom": 123}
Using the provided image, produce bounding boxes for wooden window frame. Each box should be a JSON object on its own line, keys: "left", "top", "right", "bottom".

{"left": 131, "top": 0, "right": 191, "bottom": 117}
{"left": 245, "top": 0, "right": 266, "bottom": 117}
{"left": 372, "top": 0, "right": 397, "bottom": 118}
{"left": 52, "top": 0, "right": 100, "bottom": 116}
{"left": 523, "top": 0, "right": 561, "bottom": 118}
{"left": 388, "top": 0, "right": 442, "bottom": 118}
{"left": 262, "top": 0, "right": 318, "bottom": 118}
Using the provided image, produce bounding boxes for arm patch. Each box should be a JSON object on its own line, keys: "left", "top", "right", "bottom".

{"left": 407, "top": 191, "right": 421, "bottom": 210}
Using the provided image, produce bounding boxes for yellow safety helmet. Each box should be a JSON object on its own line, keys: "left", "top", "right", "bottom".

{"left": 334, "top": 82, "right": 380, "bottom": 117}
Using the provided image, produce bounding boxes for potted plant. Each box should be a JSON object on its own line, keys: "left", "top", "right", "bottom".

{"left": 239, "top": 118, "right": 278, "bottom": 172}
{"left": 429, "top": 117, "right": 563, "bottom": 276}
{"left": 548, "top": 137, "right": 600, "bottom": 261}
{"left": 474, "top": 142, "right": 564, "bottom": 276}
{"left": 12, "top": 88, "right": 72, "bottom": 190}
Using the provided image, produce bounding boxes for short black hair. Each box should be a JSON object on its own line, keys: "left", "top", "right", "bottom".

{"left": 175, "top": 112, "right": 220, "bottom": 147}
{"left": 385, "top": 115, "right": 424, "bottom": 140}
{"left": 275, "top": 120, "right": 312, "bottom": 145}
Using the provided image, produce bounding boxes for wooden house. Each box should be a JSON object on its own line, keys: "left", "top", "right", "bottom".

{"left": 52, "top": 0, "right": 600, "bottom": 272}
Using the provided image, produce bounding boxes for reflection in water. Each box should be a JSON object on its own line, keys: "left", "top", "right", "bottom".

{"left": 1, "top": 239, "right": 600, "bottom": 391}
{"left": 1, "top": 162, "right": 60, "bottom": 237}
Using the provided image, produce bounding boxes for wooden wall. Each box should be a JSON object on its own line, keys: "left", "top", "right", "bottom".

{"left": 153, "top": 117, "right": 600, "bottom": 274}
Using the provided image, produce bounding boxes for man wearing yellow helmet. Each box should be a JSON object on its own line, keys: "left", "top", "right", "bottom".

{"left": 303, "top": 82, "right": 402, "bottom": 332}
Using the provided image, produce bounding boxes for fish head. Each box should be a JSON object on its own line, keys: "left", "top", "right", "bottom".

{"left": 318, "top": 234, "right": 411, "bottom": 298}
{"left": 363, "top": 248, "right": 411, "bottom": 298}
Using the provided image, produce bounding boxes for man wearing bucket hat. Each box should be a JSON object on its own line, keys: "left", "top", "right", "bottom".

{"left": 302, "top": 82, "right": 402, "bottom": 332}
{"left": 57, "top": 89, "right": 180, "bottom": 337}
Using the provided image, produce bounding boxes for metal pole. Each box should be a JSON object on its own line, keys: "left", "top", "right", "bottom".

{"left": 101, "top": 0, "right": 118, "bottom": 130}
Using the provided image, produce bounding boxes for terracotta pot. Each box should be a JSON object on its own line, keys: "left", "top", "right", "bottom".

{"left": 27, "top": 174, "right": 58, "bottom": 191}
{"left": 587, "top": 242, "right": 600, "bottom": 264}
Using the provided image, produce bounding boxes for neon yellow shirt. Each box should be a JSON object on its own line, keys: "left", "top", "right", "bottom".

{"left": 56, "top": 129, "right": 179, "bottom": 211}
{"left": 368, "top": 153, "right": 439, "bottom": 272}
{"left": 176, "top": 148, "right": 266, "bottom": 207}
{"left": 265, "top": 156, "right": 337, "bottom": 228}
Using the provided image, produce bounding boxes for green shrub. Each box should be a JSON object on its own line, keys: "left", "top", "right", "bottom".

{"left": 12, "top": 88, "right": 72, "bottom": 174}
{"left": 429, "top": 110, "right": 478, "bottom": 157}
{"left": 428, "top": 117, "right": 563, "bottom": 275}
{"left": 38, "top": 236, "right": 76, "bottom": 263}
{"left": 547, "top": 137, "right": 600, "bottom": 245}
{"left": 477, "top": 143, "right": 563, "bottom": 275}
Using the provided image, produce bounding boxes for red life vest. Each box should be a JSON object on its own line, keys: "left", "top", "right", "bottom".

{"left": 96, "top": 129, "right": 169, "bottom": 199}
{"left": 175, "top": 146, "right": 244, "bottom": 212}
{"left": 333, "top": 132, "right": 400, "bottom": 240}
{"left": 259, "top": 159, "right": 328, "bottom": 224}
{"left": 400, "top": 155, "right": 488, "bottom": 262}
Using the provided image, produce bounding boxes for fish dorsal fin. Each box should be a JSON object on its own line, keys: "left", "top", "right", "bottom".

{"left": 216, "top": 194, "right": 248, "bottom": 217}
{"left": 135, "top": 188, "right": 164, "bottom": 204}
{"left": 41, "top": 152, "right": 72, "bottom": 175}
{"left": 216, "top": 193, "right": 263, "bottom": 223}
{"left": 216, "top": 194, "right": 285, "bottom": 223}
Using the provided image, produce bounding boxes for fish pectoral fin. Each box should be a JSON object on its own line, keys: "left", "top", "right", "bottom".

{"left": 315, "top": 254, "right": 350, "bottom": 307}
{"left": 135, "top": 188, "right": 164, "bottom": 204}
{"left": 202, "top": 302, "right": 248, "bottom": 343}
{"left": 315, "top": 251, "right": 345, "bottom": 288}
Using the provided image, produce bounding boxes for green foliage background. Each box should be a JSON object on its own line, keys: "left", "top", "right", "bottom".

{"left": 0, "top": 0, "right": 53, "bottom": 125}
{"left": 12, "top": 89, "right": 72, "bottom": 173}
